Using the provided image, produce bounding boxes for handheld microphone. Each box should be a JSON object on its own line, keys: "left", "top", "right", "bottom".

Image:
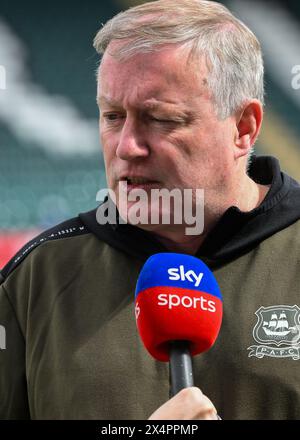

{"left": 135, "top": 253, "right": 223, "bottom": 396}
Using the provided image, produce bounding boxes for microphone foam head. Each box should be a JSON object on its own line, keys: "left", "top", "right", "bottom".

{"left": 135, "top": 253, "right": 223, "bottom": 361}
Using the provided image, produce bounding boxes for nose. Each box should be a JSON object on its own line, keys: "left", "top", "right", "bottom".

{"left": 116, "top": 118, "right": 150, "bottom": 161}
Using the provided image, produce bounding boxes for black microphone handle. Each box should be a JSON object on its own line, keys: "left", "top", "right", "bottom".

{"left": 170, "top": 340, "right": 194, "bottom": 397}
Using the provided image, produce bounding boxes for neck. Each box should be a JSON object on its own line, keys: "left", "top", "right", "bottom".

{"left": 153, "top": 230, "right": 211, "bottom": 255}
{"left": 233, "top": 175, "right": 270, "bottom": 213}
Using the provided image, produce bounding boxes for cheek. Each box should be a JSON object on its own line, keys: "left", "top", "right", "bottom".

{"left": 101, "top": 130, "right": 117, "bottom": 163}
{"left": 170, "top": 133, "right": 229, "bottom": 187}
{"left": 101, "top": 144, "right": 116, "bottom": 187}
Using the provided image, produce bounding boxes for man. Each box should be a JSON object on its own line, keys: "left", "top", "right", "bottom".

{"left": 1, "top": 0, "right": 300, "bottom": 420}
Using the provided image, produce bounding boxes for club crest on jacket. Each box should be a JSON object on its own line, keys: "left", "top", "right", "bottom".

{"left": 248, "top": 305, "right": 300, "bottom": 360}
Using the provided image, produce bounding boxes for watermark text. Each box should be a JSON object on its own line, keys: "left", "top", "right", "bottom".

{"left": 291, "top": 65, "right": 300, "bottom": 90}
{"left": 0, "top": 65, "right": 6, "bottom": 90}
{"left": 0, "top": 325, "right": 6, "bottom": 350}
{"left": 96, "top": 184, "right": 205, "bottom": 235}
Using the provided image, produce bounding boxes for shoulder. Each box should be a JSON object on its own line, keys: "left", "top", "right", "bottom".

{"left": 271, "top": 219, "right": 300, "bottom": 244}
{"left": 0, "top": 213, "right": 91, "bottom": 284}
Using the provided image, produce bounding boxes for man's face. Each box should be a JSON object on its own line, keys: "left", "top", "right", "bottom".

{"left": 98, "top": 44, "right": 237, "bottom": 230}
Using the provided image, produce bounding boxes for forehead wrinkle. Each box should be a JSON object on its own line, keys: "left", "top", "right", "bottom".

{"left": 98, "top": 52, "right": 210, "bottom": 111}
{"left": 142, "top": 98, "right": 181, "bottom": 109}
{"left": 97, "top": 66, "right": 209, "bottom": 112}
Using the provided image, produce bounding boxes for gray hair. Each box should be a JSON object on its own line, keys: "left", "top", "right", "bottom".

{"left": 93, "top": 0, "right": 265, "bottom": 120}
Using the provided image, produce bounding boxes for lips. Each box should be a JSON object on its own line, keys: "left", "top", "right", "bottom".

{"left": 125, "top": 177, "right": 157, "bottom": 185}
{"left": 118, "top": 176, "right": 160, "bottom": 191}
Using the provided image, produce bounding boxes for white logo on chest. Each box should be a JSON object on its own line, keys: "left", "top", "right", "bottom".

{"left": 247, "top": 305, "right": 300, "bottom": 360}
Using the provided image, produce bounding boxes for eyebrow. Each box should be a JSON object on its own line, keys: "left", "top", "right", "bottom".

{"left": 97, "top": 96, "right": 121, "bottom": 107}
{"left": 142, "top": 101, "right": 195, "bottom": 121}
{"left": 142, "top": 101, "right": 178, "bottom": 111}
{"left": 97, "top": 96, "right": 194, "bottom": 121}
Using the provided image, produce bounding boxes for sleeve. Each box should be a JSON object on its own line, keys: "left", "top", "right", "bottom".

{"left": 0, "top": 284, "right": 30, "bottom": 419}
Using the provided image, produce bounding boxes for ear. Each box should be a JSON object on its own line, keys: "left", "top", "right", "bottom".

{"left": 234, "top": 100, "right": 263, "bottom": 160}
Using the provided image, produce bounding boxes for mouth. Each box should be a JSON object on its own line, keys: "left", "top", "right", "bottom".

{"left": 119, "top": 176, "right": 161, "bottom": 191}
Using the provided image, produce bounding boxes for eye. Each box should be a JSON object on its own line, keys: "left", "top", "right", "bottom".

{"left": 150, "top": 116, "right": 176, "bottom": 123}
{"left": 102, "top": 113, "right": 124, "bottom": 122}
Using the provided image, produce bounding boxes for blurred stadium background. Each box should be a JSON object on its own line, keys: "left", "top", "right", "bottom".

{"left": 0, "top": 0, "right": 300, "bottom": 268}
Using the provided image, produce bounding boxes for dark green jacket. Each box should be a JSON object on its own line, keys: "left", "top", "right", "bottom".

{"left": 1, "top": 156, "right": 300, "bottom": 419}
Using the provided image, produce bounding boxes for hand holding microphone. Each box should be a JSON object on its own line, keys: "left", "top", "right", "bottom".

{"left": 135, "top": 253, "right": 223, "bottom": 420}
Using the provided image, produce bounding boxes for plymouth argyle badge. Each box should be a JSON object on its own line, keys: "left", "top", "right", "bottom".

{"left": 248, "top": 305, "right": 300, "bottom": 360}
